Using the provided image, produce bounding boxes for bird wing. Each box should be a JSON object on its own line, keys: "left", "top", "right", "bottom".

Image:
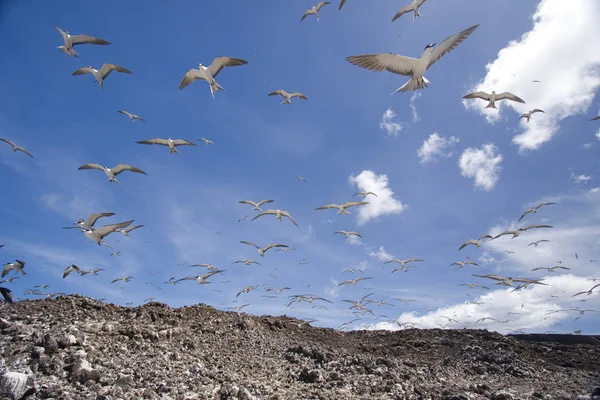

{"left": 118, "top": 110, "right": 132, "bottom": 117}
{"left": 0, "top": 138, "right": 17, "bottom": 149}
{"left": 301, "top": 9, "right": 314, "bottom": 21}
{"left": 518, "top": 209, "right": 532, "bottom": 222}
{"left": 290, "top": 92, "right": 308, "bottom": 100}
{"left": 589, "top": 116, "right": 600, "bottom": 121}
{"left": 99, "top": 64, "right": 132, "bottom": 78}
{"left": 268, "top": 89, "right": 287, "bottom": 97}
{"left": 208, "top": 57, "right": 248, "bottom": 78}
{"left": 179, "top": 69, "right": 205, "bottom": 89}
{"left": 535, "top": 202, "right": 556, "bottom": 209}
{"left": 462, "top": 91, "right": 490, "bottom": 100}
{"left": 171, "top": 139, "right": 197, "bottom": 146}
{"left": 523, "top": 224, "right": 553, "bottom": 231}
{"left": 136, "top": 138, "right": 170, "bottom": 146}
{"left": 239, "top": 200, "right": 258, "bottom": 207}
{"left": 251, "top": 210, "right": 275, "bottom": 221}
{"left": 315, "top": 204, "right": 340, "bottom": 210}
{"left": 346, "top": 54, "right": 418, "bottom": 76}
{"left": 339, "top": 0, "right": 347, "bottom": 10}
{"left": 531, "top": 267, "right": 546, "bottom": 271}
{"left": 201, "top": 270, "right": 221, "bottom": 280}
{"left": 281, "top": 211, "right": 299, "bottom": 227}
{"left": 72, "top": 66, "right": 95, "bottom": 76}
{"left": 0, "top": 287, "right": 13, "bottom": 303}
{"left": 342, "top": 201, "right": 369, "bottom": 208}
{"left": 70, "top": 34, "right": 111, "bottom": 46}
{"left": 495, "top": 92, "right": 526, "bottom": 103}
{"left": 492, "top": 230, "right": 516, "bottom": 239}
{"left": 17, "top": 147, "right": 34, "bottom": 158}
{"left": 125, "top": 225, "right": 144, "bottom": 233}
{"left": 257, "top": 199, "right": 275, "bottom": 207}
{"left": 77, "top": 163, "right": 104, "bottom": 172}
{"left": 428, "top": 24, "right": 479, "bottom": 69}
{"left": 263, "top": 243, "right": 289, "bottom": 252}
{"left": 111, "top": 164, "right": 147, "bottom": 176}
{"left": 459, "top": 239, "right": 477, "bottom": 250}
{"left": 95, "top": 220, "right": 134, "bottom": 238}
{"left": 391, "top": 4, "right": 414, "bottom": 22}
{"left": 472, "top": 274, "right": 505, "bottom": 281}
{"left": 316, "top": 1, "right": 331, "bottom": 11}
{"left": 531, "top": 109, "right": 545, "bottom": 114}
{"left": 85, "top": 212, "right": 115, "bottom": 227}
{"left": 240, "top": 241, "right": 259, "bottom": 248}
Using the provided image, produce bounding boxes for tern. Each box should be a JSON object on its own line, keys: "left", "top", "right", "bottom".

{"left": 73, "top": 64, "right": 132, "bottom": 91}
{"left": 2, "top": 260, "right": 26, "bottom": 278}
{"left": 337, "top": 277, "right": 372, "bottom": 287}
{"left": 53, "top": 26, "right": 111, "bottom": 58}
{"left": 459, "top": 283, "right": 490, "bottom": 290}
{"left": 117, "top": 110, "right": 145, "bottom": 122}
{"left": 229, "top": 303, "right": 251, "bottom": 311}
{"left": 266, "top": 287, "right": 291, "bottom": 294}
{"left": 392, "top": 0, "right": 428, "bottom": 22}
{"left": 297, "top": 176, "right": 306, "bottom": 182}
{"left": 236, "top": 285, "right": 260, "bottom": 297}
{"left": 383, "top": 258, "right": 424, "bottom": 268}
{"left": 353, "top": 191, "right": 377, "bottom": 199}
{"left": 462, "top": 91, "right": 525, "bottom": 109}
{"left": 315, "top": 201, "right": 369, "bottom": 214}
{"left": 78, "top": 163, "right": 147, "bottom": 184}
{"left": 518, "top": 202, "right": 556, "bottom": 222}
{"left": 179, "top": 56, "right": 248, "bottom": 98}
{"left": 572, "top": 284, "right": 600, "bottom": 297}
{"left": 136, "top": 138, "right": 197, "bottom": 153}
{"left": 519, "top": 109, "right": 545, "bottom": 123}
{"left": 287, "top": 294, "right": 333, "bottom": 307}
{"left": 233, "top": 260, "right": 260, "bottom": 266}
{"left": 111, "top": 276, "right": 133, "bottom": 284}
{"left": 176, "top": 270, "right": 224, "bottom": 285}
{"left": 77, "top": 220, "right": 134, "bottom": 248}
{"left": 527, "top": 239, "right": 550, "bottom": 247}
{"left": 118, "top": 224, "right": 144, "bottom": 236}
{"left": 239, "top": 199, "right": 275, "bottom": 211}
{"left": 62, "top": 212, "right": 115, "bottom": 231}
{"left": 492, "top": 224, "right": 553, "bottom": 240}
{"left": 251, "top": 209, "right": 299, "bottom": 227}
{"left": 0, "top": 138, "right": 34, "bottom": 158}
{"left": 531, "top": 266, "right": 570, "bottom": 272}
{"left": 238, "top": 215, "right": 248, "bottom": 222}
{"left": 268, "top": 89, "right": 308, "bottom": 104}
{"left": 240, "top": 241, "right": 289, "bottom": 257}
{"left": 0, "top": 287, "right": 13, "bottom": 303}
{"left": 346, "top": 24, "right": 479, "bottom": 94}
{"left": 450, "top": 260, "right": 479, "bottom": 269}
{"left": 458, "top": 234, "right": 493, "bottom": 250}
{"left": 198, "top": 138, "right": 214, "bottom": 145}
{"left": 334, "top": 230, "right": 362, "bottom": 238}
{"left": 63, "top": 264, "right": 83, "bottom": 279}
{"left": 301, "top": 2, "right": 331, "bottom": 22}
{"left": 0, "top": 277, "right": 20, "bottom": 284}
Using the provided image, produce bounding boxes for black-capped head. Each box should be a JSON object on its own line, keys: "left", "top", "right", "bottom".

{"left": 425, "top": 43, "right": 436, "bottom": 50}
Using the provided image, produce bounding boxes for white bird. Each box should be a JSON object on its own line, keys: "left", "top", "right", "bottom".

{"left": 111, "top": 276, "right": 133, "bottom": 284}
{"left": 63, "top": 264, "right": 83, "bottom": 279}
{"left": 297, "top": 176, "right": 306, "bottom": 182}
{"left": 117, "top": 110, "right": 145, "bottom": 122}
{"left": 518, "top": 202, "right": 556, "bottom": 222}
{"left": 334, "top": 230, "right": 362, "bottom": 238}
{"left": 72, "top": 64, "right": 132, "bottom": 91}
{"left": 315, "top": 201, "right": 369, "bottom": 215}
{"left": 531, "top": 266, "right": 570, "bottom": 272}
{"left": 0, "top": 138, "right": 33, "bottom": 158}
{"left": 237, "top": 215, "right": 248, "bottom": 222}
{"left": 251, "top": 209, "right": 299, "bottom": 227}
{"left": 459, "top": 283, "right": 490, "bottom": 290}
{"left": 572, "top": 283, "right": 600, "bottom": 297}
{"left": 458, "top": 234, "right": 493, "bottom": 250}
{"left": 392, "top": 0, "right": 428, "bottom": 22}
{"left": 77, "top": 163, "right": 147, "bottom": 184}
{"left": 450, "top": 260, "right": 479, "bottom": 269}
{"left": 353, "top": 191, "right": 377, "bottom": 199}
{"left": 236, "top": 285, "right": 261, "bottom": 297}
{"left": 2, "top": 260, "right": 26, "bottom": 278}
{"left": 462, "top": 91, "right": 525, "bottom": 109}
{"left": 492, "top": 225, "right": 553, "bottom": 240}
{"left": 346, "top": 24, "right": 479, "bottom": 94}
{"left": 77, "top": 220, "right": 134, "bottom": 248}
{"left": 527, "top": 239, "right": 550, "bottom": 247}
{"left": 62, "top": 212, "right": 115, "bottom": 231}
{"left": 198, "top": 138, "right": 214, "bottom": 145}
{"left": 53, "top": 26, "right": 111, "bottom": 58}
{"left": 239, "top": 199, "right": 274, "bottom": 211}
{"left": 519, "top": 109, "right": 545, "bottom": 123}
{"left": 240, "top": 241, "right": 289, "bottom": 257}
{"left": 136, "top": 138, "right": 197, "bottom": 154}
{"left": 383, "top": 258, "right": 424, "bottom": 268}
{"left": 179, "top": 56, "right": 248, "bottom": 98}
{"left": 301, "top": 2, "right": 331, "bottom": 22}
{"left": 176, "top": 270, "right": 224, "bottom": 285}
{"left": 268, "top": 89, "right": 308, "bottom": 104}
{"left": 118, "top": 225, "right": 144, "bottom": 236}
{"left": 233, "top": 259, "right": 260, "bottom": 266}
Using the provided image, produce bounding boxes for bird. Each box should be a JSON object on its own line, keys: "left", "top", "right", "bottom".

{"left": 0, "top": 277, "right": 20, "bottom": 284}
{"left": 572, "top": 284, "right": 600, "bottom": 297}
{"left": 111, "top": 276, "right": 133, "bottom": 284}
{"left": 118, "top": 224, "right": 144, "bottom": 237}
{"left": 459, "top": 283, "right": 490, "bottom": 290}
{"left": 450, "top": 260, "right": 479, "bottom": 269}
{"left": 297, "top": 176, "right": 306, "bottom": 182}
{"left": 62, "top": 212, "right": 116, "bottom": 231}
{"left": 251, "top": 209, "right": 299, "bottom": 227}
{"left": 472, "top": 274, "right": 546, "bottom": 288}
{"left": 179, "top": 57, "right": 248, "bottom": 98}
{"left": 346, "top": 24, "right": 479, "bottom": 94}
{"left": 353, "top": 191, "right": 377, "bottom": 199}
{"left": 518, "top": 202, "right": 556, "bottom": 222}
{"left": 0, "top": 287, "right": 13, "bottom": 303}
{"left": 233, "top": 260, "right": 260, "bottom": 266}
{"left": 392, "top": 0, "right": 428, "bottom": 22}
{"left": 117, "top": 110, "right": 145, "bottom": 122}
{"left": 85, "top": 268, "right": 105, "bottom": 276}
{"left": 198, "top": 138, "right": 214, "bottom": 145}
{"left": 77, "top": 163, "right": 147, "bottom": 184}
{"left": 239, "top": 199, "right": 275, "bottom": 211}
{"left": 176, "top": 270, "right": 224, "bottom": 285}
{"left": 0, "top": 138, "right": 33, "bottom": 158}
{"left": 53, "top": 26, "right": 111, "bottom": 58}
{"left": 76, "top": 220, "right": 134, "bottom": 248}
{"left": 237, "top": 215, "right": 248, "bottom": 222}
{"left": 458, "top": 234, "right": 493, "bottom": 250}
{"left": 315, "top": 201, "right": 369, "bottom": 215}
{"left": 63, "top": 265, "right": 83, "bottom": 279}
{"left": 383, "top": 258, "right": 424, "bottom": 268}
{"left": 229, "top": 303, "right": 251, "bottom": 311}
{"left": 301, "top": 2, "right": 331, "bottom": 22}
{"left": 266, "top": 287, "right": 291, "bottom": 295}
{"left": 527, "top": 239, "right": 551, "bottom": 247}
{"left": 492, "top": 225, "right": 554, "bottom": 240}
{"left": 236, "top": 285, "right": 260, "bottom": 297}
{"left": 2, "top": 260, "right": 26, "bottom": 278}
{"left": 72, "top": 64, "right": 132, "bottom": 91}
{"left": 240, "top": 241, "right": 289, "bottom": 257}
{"left": 268, "top": 89, "right": 308, "bottom": 104}
{"left": 136, "top": 138, "right": 197, "bottom": 153}
{"left": 334, "top": 230, "right": 362, "bottom": 239}
{"left": 519, "top": 109, "right": 545, "bottom": 123}
{"left": 287, "top": 294, "right": 333, "bottom": 307}
{"left": 337, "top": 277, "right": 372, "bottom": 287}
{"left": 462, "top": 91, "right": 526, "bottom": 109}
{"left": 531, "top": 266, "right": 570, "bottom": 272}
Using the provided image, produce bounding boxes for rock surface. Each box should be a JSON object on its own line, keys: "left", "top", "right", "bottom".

{"left": 0, "top": 295, "right": 598, "bottom": 400}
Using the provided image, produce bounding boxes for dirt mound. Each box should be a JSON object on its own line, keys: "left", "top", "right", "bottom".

{"left": 0, "top": 295, "right": 598, "bottom": 399}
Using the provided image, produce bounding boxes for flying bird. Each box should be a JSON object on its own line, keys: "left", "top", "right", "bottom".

{"left": 77, "top": 163, "right": 147, "bottom": 184}
{"left": 76, "top": 220, "right": 134, "bottom": 248}
{"left": 392, "top": 0, "right": 428, "bottom": 22}
{"left": 338, "top": 277, "right": 372, "bottom": 287}
{"left": 239, "top": 199, "right": 275, "bottom": 211}
{"left": 353, "top": 191, "right": 377, "bottom": 199}
{"left": 334, "top": 230, "right": 362, "bottom": 239}
{"left": 179, "top": 57, "right": 248, "bottom": 98}
{"left": 198, "top": 138, "right": 214, "bottom": 145}
{"left": 63, "top": 264, "right": 83, "bottom": 279}
{"left": 297, "top": 176, "right": 306, "bottom": 182}
{"left": 492, "top": 225, "right": 553, "bottom": 240}
{"left": 118, "top": 110, "right": 145, "bottom": 122}
{"left": 458, "top": 234, "right": 493, "bottom": 250}
{"left": 233, "top": 260, "right": 260, "bottom": 266}
{"left": 450, "top": 260, "right": 479, "bottom": 269}
{"left": 111, "top": 276, "right": 133, "bottom": 284}
{"left": 519, "top": 109, "right": 545, "bottom": 123}
{"left": 62, "top": 212, "right": 115, "bottom": 231}
{"left": 301, "top": 2, "right": 331, "bottom": 22}
{"left": 346, "top": 24, "right": 479, "bottom": 93}
{"left": 315, "top": 201, "right": 369, "bottom": 215}
{"left": 118, "top": 224, "right": 144, "bottom": 236}
{"left": 0, "top": 138, "right": 33, "bottom": 158}
{"left": 527, "top": 239, "right": 550, "bottom": 247}
{"left": 251, "top": 209, "right": 299, "bottom": 227}
{"left": 237, "top": 215, "right": 248, "bottom": 222}
{"left": 531, "top": 266, "right": 570, "bottom": 272}
{"left": 572, "top": 284, "right": 600, "bottom": 297}
{"left": 462, "top": 91, "right": 525, "bottom": 109}
{"left": 236, "top": 285, "right": 260, "bottom": 297}
{"left": 136, "top": 138, "right": 197, "bottom": 154}
{"left": 383, "top": 258, "right": 424, "bottom": 268}
{"left": 268, "top": 89, "right": 308, "bottom": 104}
{"left": 518, "top": 202, "right": 556, "bottom": 222}
{"left": 53, "top": 26, "right": 111, "bottom": 58}
{"left": 459, "top": 283, "right": 490, "bottom": 290}
{"left": 240, "top": 241, "right": 289, "bottom": 257}
{"left": 176, "top": 270, "right": 224, "bottom": 285}
{"left": 0, "top": 287, "right": 13, "bottom": 303}
{"left": 2, "top": 260, "right": 26, "bottom": 278}
{"left": 72, "top": 64, "right": 132, "bottom": 91}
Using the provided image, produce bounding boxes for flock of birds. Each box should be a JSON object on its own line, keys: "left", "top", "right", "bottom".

{"left": 1, "top": 0, "right": 599, "bottom": 334}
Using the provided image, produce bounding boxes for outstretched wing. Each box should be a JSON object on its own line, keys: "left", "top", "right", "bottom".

{"left": 136, "top": 138, "right": 170, "bottom": 146}
{"left": 77, "top": 163, "right": 104, "bottom": 172}
{"left": 346, "top": 54, "right": 417, "bottom": 76}
{"left": 428, "top": 24, "right": 479, "bottom": 69}
{"left": 208, "top": 57, "right": 248, "bottom": 78}
{"left": 111, "top": 164, "right": 147, "bottom": 176}
{"left": 179, "top": 69, "right": 205, "bottom": 89}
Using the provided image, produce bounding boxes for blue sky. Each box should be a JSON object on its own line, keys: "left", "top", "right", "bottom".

{"left": 1, "top": 0, "right": 599, "bottom": 334}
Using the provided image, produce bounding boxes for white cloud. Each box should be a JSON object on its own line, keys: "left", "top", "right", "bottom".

{"left": 348, "top": 170, "right": 407, "bottom": 225}
{"left": 367, "top": 246, "right": 393, "bottom": 262}
{"left": 573, "top": 174, "right": 592, "bottom": 184}
{"left": 462, "top": 0, "right": 600, "bottom": 152}
{"left": 409, "top": 92, "right": 421, "bottom": 122}
{"left": 477, "top": 251, "right": 495, "bottom": 265}
{"left": 596, "top": 128, "right": 600, "bottom": 140}
{"left": 417, "top": 133, "right": 460, "bottom": 164}
{"left": 324, "top": 278, "right": 341, "bottom": 298}
{"left": 590, "top": 187, "right": 600, "bottom": 194}
{"left": 458, "top": 144, "right": 503, "bottom": 191}
{"left": 346, "top": 234, "right": 362, "bottom": 246}
{"left": 379, "top": 108, "right": 403, "bottom": 137}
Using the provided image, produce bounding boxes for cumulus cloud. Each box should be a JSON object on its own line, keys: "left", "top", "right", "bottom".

{"left": 572, "top": 174, "right": 592, "bottom": 184}
{"left": 417, "top": 133, "right": 460, "bottom": 164}
{"left": 379, "top": 108, "right": 403, "bottom": 136}
{"left": 367, "top": 246, "right": 393, "bottom": 262}
{"left": 409, "top": 92, "right": 421, "bottom": 122}
{"left": 458, "top": 144, "right": 503, "bottom": 191}
{"left": 348, "top": 170, "right": 407, "bottom": 225}
{"left": 462, "top": 0, "right": 600, "bottom": 152}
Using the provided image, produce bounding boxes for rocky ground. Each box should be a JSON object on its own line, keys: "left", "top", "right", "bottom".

{"left": 0, "top": 295, "right": 598, "bottom": 400}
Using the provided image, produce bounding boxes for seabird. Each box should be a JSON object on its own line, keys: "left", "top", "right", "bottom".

{"left": 236, "top": 285, "right": 260, "bottom": 297}
{"left": 0, "top": 138, "right": 33, "bottom": 158}
{"left": 233, "top": 259, "right": 260, "bottom": 266}
{"left": 492, "top": 224, "right": 553, "bottom": 240}
{"left": 118, "top": 110, "right": 145, "bottom": 122}
{"left": 462, "top": 91, "right": 525, "bottom": 109}
{"left": 519, "top": 109, "right": 545, "bottom": 123}
{"left": 572, "top": 283, "right": 600, "bottom": 297}
{"left": 179, "top": 56, "right": 248, "bottom": 98}
{"left": 72, "top": 64, "right": 132, "bottom": 91}
{"left": 239, "top": 199, "right": 274, "bottom": 211}
{"left": 458, "top": 234, "right": 493, "bottom": 250}
{"left": 63, "top": 264, "right": 83, "bottom": 279}
{"left": 176, "top": 270, "right": 223, "bottom": 285}
{"left": 76, "top": 220, "right": 134, "bottom": 248}
{"left": 62, "top": 212, "right": 115, "bottom": 231}
{"left": 334, "top": 230, "right": 362, "bottom": 238}
{"left": 301, "top": 2, "right": 331, "bottom": 22}
{"left": 353, "top": 191, "right": 377, "bottom": 199}
{"left": 346, "top": 24, "right": 479, "bottom": 94}
{"left": 518, "top": 202, "right": 556, "bottom": 222}
{"left": 53, "top": 26, "right": 111, "bottom": 58}
{"left": 450, "top": 260, "right": 479, "bottom": 269}
{"left": 189, "top": 263, "right": 219, "bottom": 271}
{"left": 268, "top": 89, "right": 308, "bottom": 104}
{"left": 111, "top": 276, "right": 133, "bottom": 284}
{"left": 392, "top": 0, "right": 428, "bottom": 22}
{"left": 240, "top": 241, "right": 289, "bottom": 257}
{"left": 1, "top": 260, "right": 26, "bottom": 278}
{"left": 287, "top": 294, "right": 333, "bottom": 307}
{"left": 297, "top": 176, "right": 306, "bottom": 182}
{"left": 0, "top": 277, "right": 20, "bottom": 283}
{"left": 459, "top": 283, "right": 490, "bottom": 290}
{"left": 0, "top": 287, "right": 13, "bottom": 303}
{"left": 78, "top": 163, "right": 147, "bottom": 184}
{"left": 527, "top": 239, "right": 550, "bottom": 247}
{"left": 337, "top": 277, "right": 372, "bottom": 287}
{"left": 266, "top": 286, "right": 291, "bottom": 294}
{"left": 118, "top": 224, "right": 144, "bottom": 236}
{"left": 237, "top": 215, "right": 248, "bottom": 222}
{"left": 315, "top": 201, "right": 369, "bottom": 214}
{"left": 383, "top": 258, "right": 424, "bottom": 268}
{"left": 531, "top": 266, "right": 570, "bottom": 272}
{"left": 136, "top": 138, "right": 197, "bottom": 153}
{"left": 198, "top": 138, "right": 214, "bottom": 145}
{"left": 251, "top": 209, "right": 299, "bottom": 227}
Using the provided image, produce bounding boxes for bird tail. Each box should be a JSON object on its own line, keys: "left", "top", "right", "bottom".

{"left": 113, "top": 178, "right": 121, "bottom": 185}
{"left": 281, "top": 99, "right": 291, "bottom": 105}
{"left": 391, "top": 76, "right": 430, "bottom": 94}
{"left": 170, "top": 147, "right": 180, "bottom": 154}
{"left": 485, "top": 102, "right": 497, "bottom": 109}
{"left": 210, "top": 80, "right": 226, "bottom": 98}
{"left": 57, "top": 46, "right": 79, "bottom": 58}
